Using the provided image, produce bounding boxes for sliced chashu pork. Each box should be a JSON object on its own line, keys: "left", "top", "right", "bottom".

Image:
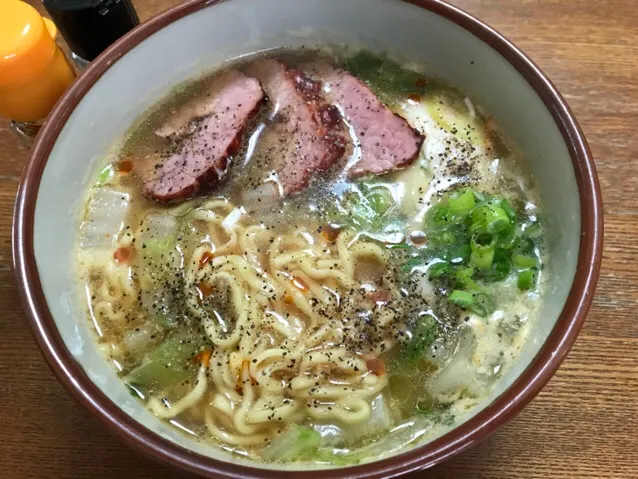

{"left": 305, "top": 62, "right": 425, "bottom": 177}
{"left": 243, "top": 59, "right": 346, "bottom": 196}
{"left": 145, "top": 69, "right": 264, "bottom": 202}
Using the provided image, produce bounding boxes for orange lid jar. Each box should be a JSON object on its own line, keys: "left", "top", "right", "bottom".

{"left": 0, "top": 0, "right": 76, "bottom": 123}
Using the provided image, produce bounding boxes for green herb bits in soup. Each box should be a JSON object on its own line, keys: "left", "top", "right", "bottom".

{"left": 75, "top": 49, "right": 545, "bottom": 465}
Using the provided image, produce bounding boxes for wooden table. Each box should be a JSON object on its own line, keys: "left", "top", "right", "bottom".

{"left": 2, "top": 1, "right": 636, "bottom": 477}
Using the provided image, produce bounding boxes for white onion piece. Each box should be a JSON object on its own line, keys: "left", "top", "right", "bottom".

{"left": 79, "top": 187, "right": 130, "bottom": 249}
{"left": 241, "top": 182, "right": 279, "bottom": 206}
{"left": 221, "top": 207, "right": 243, "bottom": 231}
{"left": 341, "top": 393, "right": 393, "bottom": 442}
{"left": 122, "top": 322, "right": 161, "bottom": 355}
{"left": 464, "top": 96, "right": 476, "bottom": 119}
{"left": 310, "top": 394, "right": 393, "bottom": 447}
{"left": 312, "top": 423, "right": 346, "bottom": 446}
{"left": 138, "top": 213, "right": 179, "bottom": 244}
{"left": 364, "top": 231, "right": 406, "bottom": 245}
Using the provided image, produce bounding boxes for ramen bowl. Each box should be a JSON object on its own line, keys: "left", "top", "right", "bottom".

{"left": 13, "top": 0, "right": 602, "bottom": 477}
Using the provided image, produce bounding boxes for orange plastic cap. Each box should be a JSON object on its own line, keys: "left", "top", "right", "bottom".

{"left": 0, "top": 0, "right": 57, "bottom": 87}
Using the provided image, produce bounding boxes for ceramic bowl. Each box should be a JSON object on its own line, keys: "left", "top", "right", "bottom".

{"left": 13, "top": 0, "right": 602, "bottom": 477}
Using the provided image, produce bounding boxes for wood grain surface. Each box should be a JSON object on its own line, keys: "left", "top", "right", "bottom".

{"left": 2, "top": 1, "right": 636, "bottom": 477}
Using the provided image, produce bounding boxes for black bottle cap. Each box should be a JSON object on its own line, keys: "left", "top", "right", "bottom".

{"left": 43, "top": 0, "right": 140, "bottom": 62}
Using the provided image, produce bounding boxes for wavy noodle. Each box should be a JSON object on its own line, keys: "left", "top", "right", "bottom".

{"left": 79, "top": 242, "right": 137, "bottom": 334}
{"left": 82, "top": 198, "right": 402, "bottom": 451}
{"left": 205, "top": 409, "right": 272, "bottom": 447}
{"left": 199, "top": 270, "right": 252, "bottom": 349}
{"left": 307, "top": 397, "right": 372, "bottom": 424}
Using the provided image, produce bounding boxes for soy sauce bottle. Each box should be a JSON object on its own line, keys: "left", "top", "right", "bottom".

{"left": 42, "top": 0, "right": 140, "bottom": 68}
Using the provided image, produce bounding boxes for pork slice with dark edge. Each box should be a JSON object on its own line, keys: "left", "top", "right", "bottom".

{"left": 145, "top": 70, "right": 264, "bottom": 202}
{"left": 305, "top": 62, "right": 425, "bottom": 177}
{"left": 242, "top": 59, "right": 346, "bottom": 196}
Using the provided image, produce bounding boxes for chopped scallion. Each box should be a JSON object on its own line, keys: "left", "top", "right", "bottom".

{"left": 470, "top": 232, "right": 496, "bottom": 269}
{"left": 96, "top": 164, "right": 115, "bottom": 186}
{"left": 497, "top": 224, "right": 518, "bottom": 249}
{"left": 471, "top": 232, "right": 496, "bottom": 253}
{"left": 500, "top": 199, "right": 517, "bottom": 221}
{"left": 523, "top": 221, "right": 543, "bottom": 239}
{"left": 448, "top": 189, "right": 475, "bottom": 218}
{"left": 480, "top": 249, "right": 511, "bottom": 282}
{"left": 428, "top": 261, "right": 450, "bottom": 279}
{"left": 450, "top": 243, "right": 471, "bottom": 263}
{"left": 472, "top": 191, "right": 486, "bottom": 202}
{"left": 513, "top": 236, "right": 535, "bottom": 255}
{"left": 449, "top": 289, "right": 493, "bottom": 317}
{"left": 449, "top": 290, "right": 475, "bottom": 309}
{"left": 472, "top": 202, "right": 510, "bottom": 234}
{"left": 407, "top": 189, "right": 542, "bottom": 316}
{"left": 431, "top": 205, "right": 451, "bottom": 227}
{"left": 469, "top": 291, "right": 494, "bottom": 317}
{"left": 455, "top": 267, "right": 480, "bottom": 290}
{"left": 517, "top": 269, "right": 536, "bottom": 290}
{"left": 470, "top": 249, "right": 495, "bottom": 270}
{"left": 512, "top": 254, "right": 538, "bottom": 270}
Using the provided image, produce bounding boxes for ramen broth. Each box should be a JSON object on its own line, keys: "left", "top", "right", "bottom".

{"left": 76, "top": 49, "right": 544, "bottom": 464}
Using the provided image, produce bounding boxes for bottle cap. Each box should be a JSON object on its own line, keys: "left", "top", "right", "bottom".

{"left": 43, "top": 0, "right": 140, "bottom": 62}
{"left": 0, "top": 0, "right": 58, "bottom": 88}
{"left": 0, "top": 0, "right": 76, "bottom": 122}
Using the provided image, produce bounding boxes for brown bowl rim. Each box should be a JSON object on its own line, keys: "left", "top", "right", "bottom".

{"left": 12, "top": 0, "right": 602, "bottom": 477}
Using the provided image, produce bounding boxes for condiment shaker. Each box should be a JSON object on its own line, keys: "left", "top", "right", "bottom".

{"left": 0, "top": 0, "right": 77, "bottom": 144}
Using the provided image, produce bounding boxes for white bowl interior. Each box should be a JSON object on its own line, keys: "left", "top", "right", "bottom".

{"left": 33, "top": 0, "right": 579, "bottom": 470}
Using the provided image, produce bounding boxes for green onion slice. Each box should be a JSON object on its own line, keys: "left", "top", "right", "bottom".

{"left": 517, "top": 269, "right": 537, "bottom": 290}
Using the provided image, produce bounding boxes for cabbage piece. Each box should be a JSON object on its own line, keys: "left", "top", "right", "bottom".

{"left": 122, "top": 321, "right": 164, "bottom": 357}
{"left": 241, "top": 182, "right": 280, "bottom": 207}
{"left": 124, "top": 329, "right": 202, "bottom": 392}
{"left": 79, "top": 187, "right": 130, "bottom": 249}
{"left": 136, "top": 214, "right": 183, "bottom": 328}
{"left": 316, "top": 417, "right": 435, "bottom": 466}
{"left": 428, "top": 327, "right": 484, "bottom": 398}
{"left": 138, "top": 213, "right": 180, "bottom": 245}
{"left": 312, "top": 423, "right": 347, "bottom": 446}
{"left": 263, "top": 425, "right": 322, "bottom": 462}
{"left": 327, "top": 183, "right": 399, "bottom": 233}
{"left": 312, "top": 394, "right": 394, "bottom": 448}
{"left": 342, "top": 394, "right": 394, "bottom": 442}
{"left": 314, "top": 449, "right": 354, "bottom": 466}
